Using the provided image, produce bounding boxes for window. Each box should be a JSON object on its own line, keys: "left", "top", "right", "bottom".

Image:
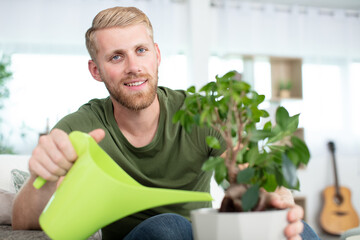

{"left": 158, "top": 54, "right": 188, "bottom": 90}
{"left": 1, "top": 54, "right": 108, "bottom": 152}
{"left": 302, "top": 63, "right": 343, "bottom": 131}
{"left": 350, "top": 62, "right": 360, "bottom": 134}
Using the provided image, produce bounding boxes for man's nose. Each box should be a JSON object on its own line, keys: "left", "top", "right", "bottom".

{"left": 125, "top": 54, "right": 141, "bottom": 74}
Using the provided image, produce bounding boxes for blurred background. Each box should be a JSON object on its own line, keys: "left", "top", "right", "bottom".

{"left": 0, "top": 0, "right": 359, "bottom": 238}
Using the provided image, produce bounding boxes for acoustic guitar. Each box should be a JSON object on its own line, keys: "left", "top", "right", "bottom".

{"left": 320, "top": 141, "right": 359, "bottom": 235}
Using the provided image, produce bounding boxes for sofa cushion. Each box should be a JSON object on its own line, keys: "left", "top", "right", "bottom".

{"left": 0, "top": 154, "right": 30, "bottom": 192}
{"left": 11, "top": 169, "right": 30, "bottom": 193}
{"left": 0, "top": 189, "right": 15, "bottom": 225}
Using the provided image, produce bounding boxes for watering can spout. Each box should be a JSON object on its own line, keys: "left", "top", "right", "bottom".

{"left": 37, "top": 131, "right": 212, "bottom": 240}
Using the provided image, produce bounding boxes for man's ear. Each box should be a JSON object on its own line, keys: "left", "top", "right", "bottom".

{"left": 154, "top": 43, "right": 161, "bottom": 66}
{"left": 88, "top": 60, "right": 102, "bottom": 82}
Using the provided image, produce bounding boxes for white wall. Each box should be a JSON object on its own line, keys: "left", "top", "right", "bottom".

{"left": 1, "top": 0, "right": 360, "bottom": 235}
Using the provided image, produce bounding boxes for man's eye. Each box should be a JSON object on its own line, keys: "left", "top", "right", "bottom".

{"left": 112, "top": 55, "right": 121, "bottom": 61}
{"left": 137, "top": 48, "right": 146, "bottom": 54}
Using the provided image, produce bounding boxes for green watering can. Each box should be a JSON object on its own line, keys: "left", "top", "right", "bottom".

{"left": 33, "top": 131, "right": 212, "bottom": 240}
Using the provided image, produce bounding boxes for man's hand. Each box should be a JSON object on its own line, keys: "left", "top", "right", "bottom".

{"left": 268, "top": 187, "right": 304, "bottom": 240}
{"left": 29, "top": 128, "right": 105, "bottom": 183}
{"left": 237, "top": 163, "right": 304, "bottom": 240}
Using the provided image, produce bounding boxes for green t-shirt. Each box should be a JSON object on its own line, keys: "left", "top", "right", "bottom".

{"left": 54, "top": 87, "right": 226, "bottom": 239}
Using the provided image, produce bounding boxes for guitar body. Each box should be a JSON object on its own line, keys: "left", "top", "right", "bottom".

{"left": 320, "top": 185, "right": 360, "bottom": 235}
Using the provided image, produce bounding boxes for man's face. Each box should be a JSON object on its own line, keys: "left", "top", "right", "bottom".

{"left": 91, "top": 25, "right": 161, "bottom": 111}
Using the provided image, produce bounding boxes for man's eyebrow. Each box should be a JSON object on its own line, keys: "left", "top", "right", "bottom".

{"left": 105, "top": 49, "right": 124, "bottom": 58}
{"left": 134, "top": 42, "right": 150, "bottom": 49}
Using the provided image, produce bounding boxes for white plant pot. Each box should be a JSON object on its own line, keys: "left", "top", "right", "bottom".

{"left": 191, "top": 208, "right": 288, "bottom": 240}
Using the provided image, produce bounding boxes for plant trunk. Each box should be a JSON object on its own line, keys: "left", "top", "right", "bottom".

{"left": 219, "top": 184, "right": 268, "bottom": 212}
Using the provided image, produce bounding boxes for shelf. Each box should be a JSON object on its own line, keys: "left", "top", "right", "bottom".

{"left": 294, "top": 196, "right": 307, "bottom": 221}
{"left": 269, "top": 97, "right": 303, "bottom": 103}
{"left": 270, "top": 57, "right": 303, "bottom": 100}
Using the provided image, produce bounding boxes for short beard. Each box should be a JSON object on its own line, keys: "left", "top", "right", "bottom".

{"left": 103, "top": 73, "right": 158, "bottom": 111}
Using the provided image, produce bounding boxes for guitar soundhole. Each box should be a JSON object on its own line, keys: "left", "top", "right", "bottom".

{"left": 333, "top": 194, "right": 343, "bottom": 205}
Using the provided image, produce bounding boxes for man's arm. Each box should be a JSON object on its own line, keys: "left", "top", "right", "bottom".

{"left": 12, "top": 176, "right": 57, "bottom": 229}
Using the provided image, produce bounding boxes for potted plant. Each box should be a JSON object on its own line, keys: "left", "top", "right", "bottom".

{"left": 173, "top": 71, "right": 310, "bottom": 239}
{"left": 279, "top": 80, "right": 292, "bottom": 98}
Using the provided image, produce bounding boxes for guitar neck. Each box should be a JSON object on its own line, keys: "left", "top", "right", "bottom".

{"left": 328, "top": 141, "right": 341, "bottom": 197}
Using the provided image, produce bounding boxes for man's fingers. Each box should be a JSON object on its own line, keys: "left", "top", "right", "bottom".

{"left": 284, "top": 219, "right": 304, "bottom": 238}
{"left": 50, "top": 129, "right": 77, "bottom": 162}
{"left": 29, "top": 128, "right": 104, "bottom": 185}
{"left": 29, "top": 129, "right": 76, "bottom": 182}
{"left": 238, "top": 163, "right": 249, "bottom": 170}
{"left": 89, "top": 128, "right": 106, "bottom": 143}
{"left": 288, "top": 236, "right": 302, "bottom": 240}
{"left": 267, "top": 187, "right": 296, "bottom": 209}
{"left": 288, "top": 204, "right": 304, "bottom": 222}
{"left": 284, "top": 206, "right": 304, "bottom": 239}
{"left": 29, "top": 158, "right": 59, "bottom": 182}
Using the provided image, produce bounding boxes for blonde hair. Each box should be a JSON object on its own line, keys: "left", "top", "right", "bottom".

{"left": 85, "top": 7, "right": 153, "bottom": 61}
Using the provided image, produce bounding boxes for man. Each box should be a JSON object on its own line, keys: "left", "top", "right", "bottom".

{"left": 12, "top": 6, "right": 319, "bottom": 240}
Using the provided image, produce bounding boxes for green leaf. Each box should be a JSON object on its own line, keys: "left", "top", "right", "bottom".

{"left": 242, "top": 184, "right": 260, "bottom": 211}
{"left": 199, "top": 81, "right": 216, "bottom": 94}
{"left": 274, "top": 166, "right": 284, "bottom": 186}
{"left": 187, "top": 86, "right": 196, "bottom": 93}
{"left": 257, "top": 94, "right": 265, "bottom": 104}
{"left": 263, "top": 121, "right": 272, "bottom": 131}
{"left": 201, "top": 156, "right": 224, "bottom": 171}
{"left": 221, "top": 70, "right": 236, "bottom": 80}
{"left": 206, "top": 136, "right": 221, "bottom": 149}
{"left": 282, "top": 153, "right": 297, "bottom": 188}
{"left": 276, "top": 107, "right": 290, "bottom": 130}
{"left": 199, "top": 108, "right": 209, "bottom": 126}
{"left": 275, "top": 107, "right": 300, "bottom": 132}
{"left": 172, "top": 109, "right": 185, "bottom": 124}
{"left": 249, "top": 129, "right": 272, "bottom": 142}
{"left": 184, "top": 95, "right": 198, "bottom": 107}
{"left": 214, "top": 163, "right": 227, "bottom": 185}
{"left": 245, "top": 146, "right": 259, "bottom": 166}
{"left": 236, "top": 168, "right": 255, "bottom": 184}
{"left": 182, "top": 114, "right": 194, "bottom": 133}
{"left": 261, "top": 109, "right": 270, "bottom": 118}
{"left": 287, "top": 114, "right": 300, "bottom": 132}
{"left": 291, "top": 137, "right": 310, "bottom": 165}
{"left": 262, "top": 173, "right": 278, "bottom": 192}
{"left": 286, "top": 149, "right": 300, "bottom": 166}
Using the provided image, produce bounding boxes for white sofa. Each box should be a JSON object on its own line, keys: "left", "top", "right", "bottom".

{"left": 0, "top": 154, "right": 53, "bottom": 239}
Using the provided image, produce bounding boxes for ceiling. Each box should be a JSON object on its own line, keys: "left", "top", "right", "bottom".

{"left": 236, "top": 0, "right": 360, "bottom": 10}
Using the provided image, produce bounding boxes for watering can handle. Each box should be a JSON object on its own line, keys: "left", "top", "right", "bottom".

{"left": 33, "top": 131, "right": 89, "bottom": 189}
{"left": 33, "top": 176, "right": 47, "bottom": 189}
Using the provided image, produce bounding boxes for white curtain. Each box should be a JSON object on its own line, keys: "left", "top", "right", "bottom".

{"left": 210, "top": 2, "right": 360, "bottom": 59}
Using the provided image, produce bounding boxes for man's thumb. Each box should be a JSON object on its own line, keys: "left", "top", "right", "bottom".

{"left": 89, "top": 128, "right": 105, "bottom": 143}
